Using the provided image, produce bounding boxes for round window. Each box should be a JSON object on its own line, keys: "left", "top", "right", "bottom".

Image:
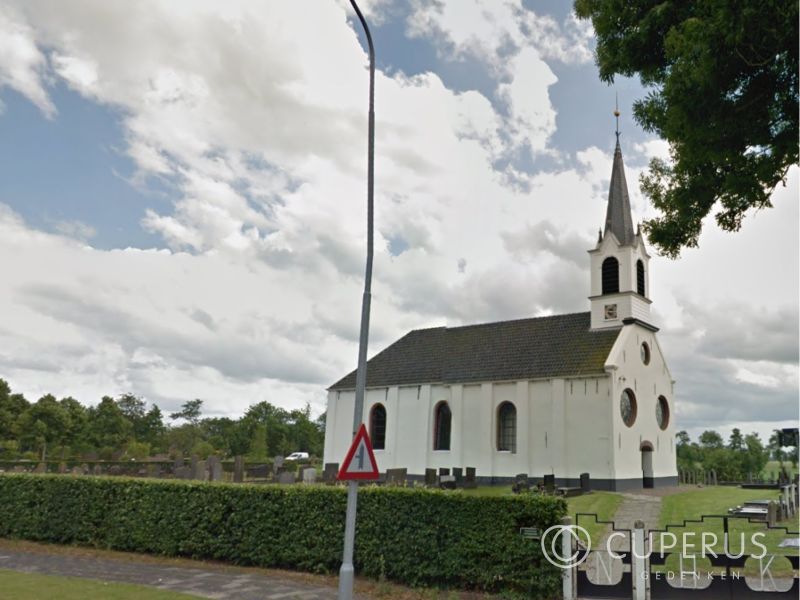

{"left": 656, "top": 396, "right": 670, "bottom": 430}
{"left": 640, "top": 342, "right": 651, "bottom": 365}
{"left": 620, "top": 389, "right": 637, "bottom": 427}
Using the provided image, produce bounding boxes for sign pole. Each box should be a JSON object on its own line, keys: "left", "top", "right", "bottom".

{"left": 338, "top": 2, "right": 374, "bottom": 600}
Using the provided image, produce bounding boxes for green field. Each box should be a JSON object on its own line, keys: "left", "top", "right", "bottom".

{"left": 0, "top": 570, "right": 202, "bottom": 600}
{"left": 762, "top": 460, "right": 798, "bottom": 479}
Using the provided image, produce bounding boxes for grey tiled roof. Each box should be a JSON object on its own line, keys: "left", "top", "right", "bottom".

{"left": 329, "top": 312, "right": 621, "bottom": 390}
{"left": 604, "top": 139, "right": 635, "bottom": 245}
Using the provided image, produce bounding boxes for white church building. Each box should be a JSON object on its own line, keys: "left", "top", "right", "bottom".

{"left": 323, "top": 137, "right": 678, "bottom": 491}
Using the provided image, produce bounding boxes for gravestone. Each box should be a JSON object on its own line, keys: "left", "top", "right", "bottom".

{"left": 439, "top": 475, "right": 456, "bottom": 490}
{"left": 80, "top": 463, "right": 89, "bottom": 475}
{"left": 278, "top": 471, "right": 296, "bottom": 484}
{"left": 146, "top": 463, "right": 162, "bottom": 479}
{"left": 385, "top": 468, "right": 407, "bottom": 486}
{"left": 452, "top": 467, "right": 463, "bottom": 486}
{"left": 512, "top": 473, "right": 530, "bottom": 494}
{"left": 233, "top": 456, "right": 245, "bottom": 483}
{"left": 193, "top": 460, "right": 207, "bottom": 481}
{"left": 424, "top": 468, "right": 437, "bottom": 487}
{"left": 71, "top": 466, "right": 82, "bottom": 476}
{"left": 464, "top": 467, "right": 477, "bottom": 489}
{"left": 208, "top": 456, "right": 223, "bottom": 482}
{"left": 273, "top": 456, "right": 285, "bottom": 476}
{"left": 58, "top": 462, "right": 67, "bottom": 474}
{"left": 173, "top": 458, "right": 183, "bottom": 476}
{"left": 190, "top": 454, "right": 198, "bottom": 474}
{"left": 302, "top": 467, "right": 317, "bottom": 484}
{"left": 438, "top": 467, "right": 450, "bottom": 477}
{"left": 322, "top": 462, "right": 339, "bottom": 484}
{"left": 247, "top": 464, "right": 270, "bottom": 479}
{"left": 543, "top": 474, "right": 555, "bottom": 494}
{"left": 175, "top": 466, "right": 192, "bottom": 480}
{"left": 34, "top": 462, "right": 46, "bottom": 474}
{"left": 580, "top": 472, "right": 591, "bottom": 493}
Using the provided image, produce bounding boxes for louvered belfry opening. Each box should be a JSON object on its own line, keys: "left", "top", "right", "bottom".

{"left": 602, "top": 256, "right": 619, "bottom": 294}
{"left": 637, "top": 260, "right": 646, "bottom": 297}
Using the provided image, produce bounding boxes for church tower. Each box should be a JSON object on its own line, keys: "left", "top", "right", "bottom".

{"left": 589, "top": 130, "right": 652, "bottom": 330}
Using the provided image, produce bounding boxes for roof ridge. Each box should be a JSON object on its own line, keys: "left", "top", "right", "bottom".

{"left": 410, "top": 311, "right": 590, "bottom": 333}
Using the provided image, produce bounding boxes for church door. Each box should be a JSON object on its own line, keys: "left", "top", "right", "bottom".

{"left": 641, "top": 445, "right": 654, "bottom": 489}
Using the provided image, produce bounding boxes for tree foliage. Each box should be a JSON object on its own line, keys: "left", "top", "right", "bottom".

{"left": 677, "top": 429, "right": 771, "bottom": 480}
{"left": 0, "top": 379, "right": 324, "bottom": 462}
{"left": 575, "top": 0, "right": 799, "bottom": 257}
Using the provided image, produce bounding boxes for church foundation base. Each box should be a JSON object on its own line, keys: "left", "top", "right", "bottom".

{"left": 403, "top": 474, "right": 679, "bottom": 491}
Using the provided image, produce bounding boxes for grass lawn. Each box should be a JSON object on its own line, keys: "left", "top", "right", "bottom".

{"left": 659, "top": 486, "right": 784, "bottom": 525}
{"left": 655, "top": 486, "right": 798, "bottom": 570}
{"left": 569, "top": 492, "right": 625, "bottom": 543}
{"left": 0, "top": 569, "right": 203, "bottom": 600}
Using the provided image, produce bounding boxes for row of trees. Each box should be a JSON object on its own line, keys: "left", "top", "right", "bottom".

{"left": 676, "top": 429, "right": 798, "bottom": 482}
{"left": 0, "top": 379, "right": 325, "bottom": 461}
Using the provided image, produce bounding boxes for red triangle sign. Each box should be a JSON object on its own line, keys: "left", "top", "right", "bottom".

{"left": 337, "top": 423, "right": 380, "bottom": 481}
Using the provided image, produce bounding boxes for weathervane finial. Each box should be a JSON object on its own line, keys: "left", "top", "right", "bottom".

{"left": 614, "top": 92, "right": 620, "bottom": 142}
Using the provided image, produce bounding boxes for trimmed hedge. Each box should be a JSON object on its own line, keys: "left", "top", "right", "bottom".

{"left": 0, "top": 474, "right": 565, "bottom": 596}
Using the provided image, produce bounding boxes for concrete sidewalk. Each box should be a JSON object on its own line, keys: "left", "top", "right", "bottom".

{"left": 0, "top": 546, "right": 350, "bottom": 599}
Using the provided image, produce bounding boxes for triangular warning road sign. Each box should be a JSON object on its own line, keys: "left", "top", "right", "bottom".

{"left": 337, "top": 423, "right": 380, "bottom": 481}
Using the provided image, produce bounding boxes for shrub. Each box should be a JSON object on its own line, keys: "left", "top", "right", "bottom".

{"left": 0, "top": 474, "right": 564, "bottom": 596}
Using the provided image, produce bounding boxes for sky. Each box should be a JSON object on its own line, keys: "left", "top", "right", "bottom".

{"left": 0, "top": 0, "right": 796, "bottom": 442}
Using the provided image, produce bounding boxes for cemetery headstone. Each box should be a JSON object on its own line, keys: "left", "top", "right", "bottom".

{"left": 278, "top": 471, "right": 296, "bottom": 484}
{"left": 439, "top": 475, "right": 456, "bottom": 490}
{"left": 580, "top": 472, "right": 591, "bottom": 493}
{"left": 58, "top": 462, "right": 67, "bottom": 474}
{"left": 543, "top": 474, "right": 555, "bottom": 494}
{"left": 233, "top": 456, "right": 245, "bottom": 483}
{"left": 385, "top": 468, "right": 407, "bottom": 486}
{"left": 208, "top": 456, "right": 223, "bottom": 482}
{"left": 512, "top": 473, "right": 530, "bottom": 494}
{"left": 424, "top": 468, "right": 437, "bottom": 487}
{"left": 273, "top": 456, "right": 285, "bottom": 476}
{"left": 71, "top": 466, "right": 82, "bottom": 476}
{"left": 146, "top": 463, "right": 162, "bottom": 479}
{"left": 193, "top": 460, "right": 207, "bottom": 481}
{"left": 34, "top": 462, "right": 46, "bottom": 474}
{"left": 247, "top": 464, "right": 270, "bottom": 479}
{"left": 464, "top": 467, "right": 477, "bottom": 489}
{"left": 322, "top": 462, "right": 339, "bottom": 484}
{"left": 438, "top": 467, "right": 450, "bottom": 477}
{"left": 452, "top": 467, "right": 463, "bottom": 486}
{"left": 302, "top": 467, "right": 317, "bottom": 484}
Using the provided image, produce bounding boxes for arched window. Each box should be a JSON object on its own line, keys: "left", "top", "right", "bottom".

{"left": 637, "top": 260, "right": 646, "bottom": 296}
{"left": 602, "top": 257, "right": 619, "bottom": 294}
{"left": 369, "top": 403, "right": 386, "bottom": 450}
{"left": 497, "top": 402, "right": 517, "bottom": 453}
{"left": 433, "top": 401, "right": 451, "bottom": 451}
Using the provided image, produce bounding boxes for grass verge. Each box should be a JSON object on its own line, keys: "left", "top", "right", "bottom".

{"left": 0, "top": 569, "right": 202, "bottom": 600}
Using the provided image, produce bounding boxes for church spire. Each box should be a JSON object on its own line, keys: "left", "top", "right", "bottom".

{"left": 604, "top": 104, "right": 635, "bottom": 245}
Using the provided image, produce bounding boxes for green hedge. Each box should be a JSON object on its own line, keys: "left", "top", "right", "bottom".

{"left": 0, "top": 474, "right": 565, "bottom": 596}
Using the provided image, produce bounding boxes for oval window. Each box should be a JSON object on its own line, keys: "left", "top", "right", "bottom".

{"left": 640, "top": 342, "right": 651, "bottom": 365}
{"left": 620, "top": 389, "right": 637, "bottom": 427}
{"left": 656, "top": 396, "right": 670, "bottom": 430}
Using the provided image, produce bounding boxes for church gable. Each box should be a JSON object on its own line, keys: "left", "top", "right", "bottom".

{"left": 329, "top": 312, "right": 620, "bottom": 390}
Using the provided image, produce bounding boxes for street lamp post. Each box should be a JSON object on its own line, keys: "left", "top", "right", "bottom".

{"left": 338, "top": 2, "right": 375, "bottom": 600}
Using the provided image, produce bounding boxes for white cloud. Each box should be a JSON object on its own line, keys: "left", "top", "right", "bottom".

{"left": 407, "top": 0, "right": 593, "bottom": 68}
{"left": 0, "top": 0, "right": 795, "bottom": 437}
{"left": 0, "top": 5, "right": 54, "bottom": 117}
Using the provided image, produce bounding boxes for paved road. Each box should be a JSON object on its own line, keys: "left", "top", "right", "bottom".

{"left": 0, "top": 548, "right": 351, "bottom": 599}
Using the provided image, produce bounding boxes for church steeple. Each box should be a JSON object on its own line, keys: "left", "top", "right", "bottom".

{"left": 604, "top": 140, "right": 635, "bottom": 245}
{"left": 588, "top": 107, "right": 653, "bottom": 331}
